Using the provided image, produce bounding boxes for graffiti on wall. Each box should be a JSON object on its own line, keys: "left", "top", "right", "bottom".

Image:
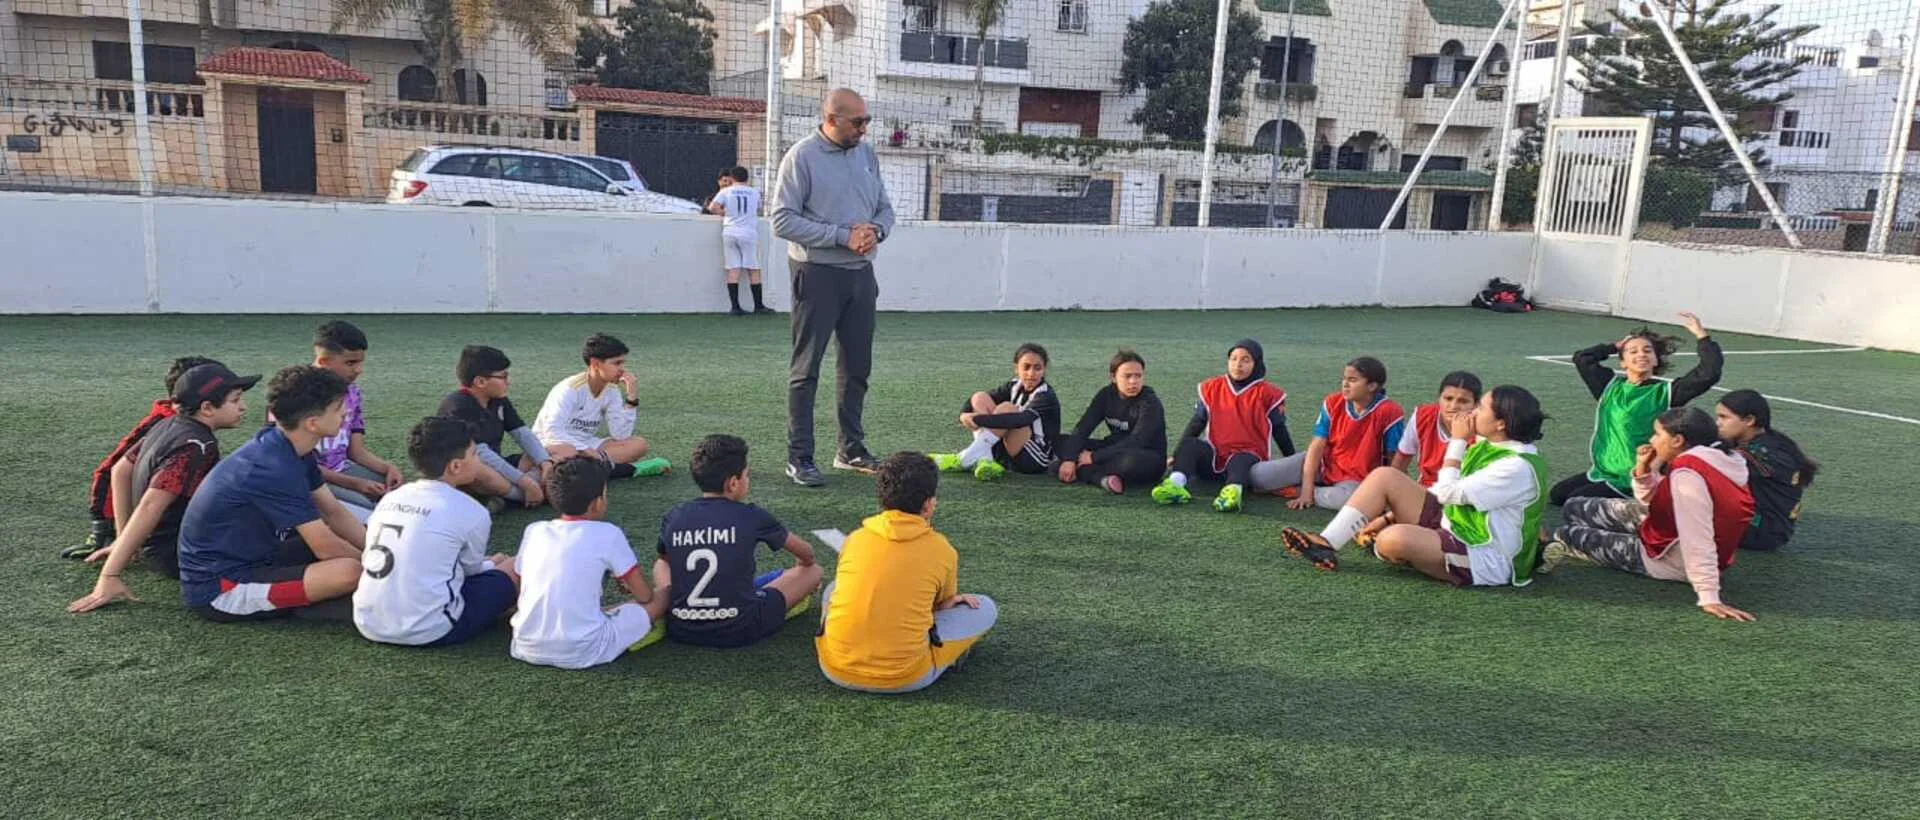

{"left": 22, "top": 113, "right": 127, "bottom": 137}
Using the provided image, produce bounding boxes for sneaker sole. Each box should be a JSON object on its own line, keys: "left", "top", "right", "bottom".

{"left": 1281, "top": 529, "right": 1340, "bottom": 571}
{"left": 787, "top": 471, "right": 827, "bottom": 488}
{"left": 832, "top": 459, "right": 877, "bottom": 474}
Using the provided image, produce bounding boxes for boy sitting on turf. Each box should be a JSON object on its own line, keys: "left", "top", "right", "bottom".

{"left": 176, "top": 366, "right": 368, "bottom": 622}
{"left": 653, "top": 435, "right": 822, "bottom": 648}
{"left": 67, "top": 363, "right": 260, "bottom": 612}
{"left": 437, "top": 345, "right": 554, "bottom": 508}
{"left": 817, "top": 452, "right": 997, "bottom": 694}
{"left": 510, "top": 456, "right": 670, "bottom": 669}
{"left": 305, "top": 321, "right": 404, "bottom": 517}
{"left": 532, "top": 333, "right": 670, "bottom": 480}
{"left": 353, "top": 417, "right": 520, "bottom": 647}
{"left": 64, "top": 355, "right": 216, "bottom": 559}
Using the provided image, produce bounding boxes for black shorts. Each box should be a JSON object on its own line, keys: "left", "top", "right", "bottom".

{"left": 993, "top": 441, "right": 1053, "bottom": 475}
{"left": 190, "top": 538, "right": 317, "bottom": 623}
{"left": 667, "top": 587, "right": 791, "bottom": 648}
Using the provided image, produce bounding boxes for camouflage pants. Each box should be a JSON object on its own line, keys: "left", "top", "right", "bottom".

{"left": 1553, "top": 496, "right": 1650, "bottom": 576}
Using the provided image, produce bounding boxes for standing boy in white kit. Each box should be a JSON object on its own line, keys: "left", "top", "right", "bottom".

{"left": 707, "top": 165, "right": 771, "bottom": 316}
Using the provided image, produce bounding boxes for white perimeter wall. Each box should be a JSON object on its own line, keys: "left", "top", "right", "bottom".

{"left": 1532, "top": 235, "right": 1920, "bottom": 354}
{"left": 0, "top": 192, "right": 1527, "bottom": 314}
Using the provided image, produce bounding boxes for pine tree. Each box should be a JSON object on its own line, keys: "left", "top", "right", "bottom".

{"left": 575, "top": 0, "right": 716, "bottom": 95}
{"left": 1119, "top": 0, "right": 1263, "bottom": 142}
{"left": 1575, "top": 0, "right": 1816, "bottom": 178}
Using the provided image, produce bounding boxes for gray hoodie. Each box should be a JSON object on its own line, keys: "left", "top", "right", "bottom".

{"left": 771, "top": 127, "right": 896, "bottom": 268}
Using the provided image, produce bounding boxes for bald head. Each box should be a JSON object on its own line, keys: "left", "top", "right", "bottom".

{"left": 819, "top": 88, "right": 870, "bottom": 147}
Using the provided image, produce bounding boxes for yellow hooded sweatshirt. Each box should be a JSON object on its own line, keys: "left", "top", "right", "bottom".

{"left": 816, "top": 509, "right": 961, "bottom": 690}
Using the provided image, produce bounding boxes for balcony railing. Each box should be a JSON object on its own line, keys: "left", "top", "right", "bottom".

{"left": 1255, "top": 81, "right": 1317, "bottom": 103}
{"left": 1, "top": 77, "right": 205, "bottom": 118}
{"left": 363, "top": 102, "right": 582, "bottom": 142}
{"left": 1402, "top": 82, "right": 1505, "bottom": 103}
{"left": 899, "top": 31, "right": 1029, "bottom": 70}
{"left": 1778, "top": 129, "right": 1831, "bottom": 149}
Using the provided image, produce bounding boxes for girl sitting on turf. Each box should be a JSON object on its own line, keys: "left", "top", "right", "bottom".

{"left": 1552, "top": 311, "right": 1723, "bottom": 506}
{"left": 932, "top": 343, "right": 1062, "bottom": 482}
{"left": 1054, "top": 349, "right": 1168, "bottom": 495}
{"left": 1250, "top": 357, "right": 1406, "bottom": 512}
{"left": 1392, "top": 371, "right": 1483, "bottom": 487}
{"left": 1543, "top": 407, "right": 1757, "bottom": 622}
{"left": 1152, "top": 339, "right": 1291, "bottom": 512}
{"left": 1279, "top": 385, "right": 1548, "bottom": 585}
{"left": 1716, "top": 390, "right": 1819, "bottom": 552}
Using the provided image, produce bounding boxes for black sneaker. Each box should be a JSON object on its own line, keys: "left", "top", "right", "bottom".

{"left": 1280, "top": 527, "right": 1340, "bottom": 572}
{"left": 754, "top": 305, "right": 776, "bottom": 315}
{"left": 608, "top": 462, "right": 638, "bottom": 480}
{"left": 787, "top": 461, "right": 827, "bottom": 487}
{"left": 729, "top": 306, "right": 747, "bottom": 317}
{"left": 61, "top": 519, "right": 115, "bottom": 559}
{"left": 833, "top": 450, "right": 879, "bottom": 473}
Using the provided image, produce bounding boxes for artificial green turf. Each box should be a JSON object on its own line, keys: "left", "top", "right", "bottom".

{"left": 4, "top": 309, "right": 1917, "bottom": 818}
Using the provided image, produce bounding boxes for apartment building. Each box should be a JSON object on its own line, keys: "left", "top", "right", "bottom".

{"left": 1234, "top": 0, "right": 1514, "bottom": 228}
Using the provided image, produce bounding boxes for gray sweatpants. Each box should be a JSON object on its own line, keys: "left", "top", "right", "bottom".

{"left": 818, "top": 581, "right": 998, "bottom": 694}
{"left": 1553, "top": 496, "right": 1651, "bottom": 575}
{"left": 788, "top": 259, "right": 878, "bottom": 464}
{"left": 1248, "top": 453, "right": 1360, "bottom": 510}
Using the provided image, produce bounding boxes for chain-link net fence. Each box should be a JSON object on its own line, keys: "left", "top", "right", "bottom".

{"left": 4, "top": 0, "right": 1920, "bottom": 249}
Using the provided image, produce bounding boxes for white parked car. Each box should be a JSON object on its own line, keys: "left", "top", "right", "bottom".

{"left": 387, "top": 146, "right": 700, "bottom": 214}
{"left": 570, "top": 154, "right": 647, "bottom": 193}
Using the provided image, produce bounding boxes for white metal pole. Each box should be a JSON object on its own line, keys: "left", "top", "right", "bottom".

{"left": 1869, "top": 10, "right": 1920, "bottom": 254}
{"left": 1644, "top": 1, "right": 1800, "bottom": 248}
{"left": 763, "top": 0, "right": 782, "bottom": 202}
{"left": 1264, "top": 0, "right": 1295, "bottom": 227}
{"left": 1379, "top": 0, "right": 1519, "bottom": 230}
{"left": 1195, "top": 0, "right": 1234, "bottom": 227}
{"left": 1531, "top": 0, "right": 1578, "bottom": 232}
{"left": 1487, "top": 0, "right": 1527, "bottom": 230}
{"left": 125, "top": 0, "right": 157, "bottom": 196}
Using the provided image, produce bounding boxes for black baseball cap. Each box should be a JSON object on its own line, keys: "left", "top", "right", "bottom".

{"left": 172, "top": 363, "right": 261, "bottom": 409}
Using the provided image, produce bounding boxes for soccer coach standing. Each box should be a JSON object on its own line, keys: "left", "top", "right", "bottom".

{"left": 773, "top": 88, "right": 894, "bottom": 487}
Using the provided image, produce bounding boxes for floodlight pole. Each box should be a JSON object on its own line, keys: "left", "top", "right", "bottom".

{"left": 763, "top": 0, "right": 783, "bottom": 270}
{"left": 1264, "top": 0, "right": 1296, "bottom": 228}
{"left": 124, "top": 0, "right": 157, "bottom": 196}
{"left": 1196, "top": 0, "right": 1233, "bottom": 227}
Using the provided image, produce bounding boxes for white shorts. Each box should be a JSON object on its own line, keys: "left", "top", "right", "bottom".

{"left": 723, "top": 232, "right": 759, "bottom": 270}
{"left": 511, "top": 603, "right": 655, "bottom": 670}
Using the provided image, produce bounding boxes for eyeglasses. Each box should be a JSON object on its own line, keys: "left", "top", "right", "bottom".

{"left": 834, "top": 114, "right": 873, "bottom": 128}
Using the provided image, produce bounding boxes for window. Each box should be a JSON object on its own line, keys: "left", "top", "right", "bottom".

{"left": 595, "top": 0, "right": 614, "bottom": 16}
{"left": 1260, "top": 37, "right": 1315, "bottom": 84}
{"left": 1860, "top": 56, "right": 1882, "bottom": 68}
{"left": 451, "top": 70, "right": 488, "bottom": 106}
{"left": 1515, "top": 103, "right": 1539, "bottom": 126}
{"left": 904, "top": 0, "right": 938, "bottom": 31}
{"left": 1782, "top": 110, "right": 1801, "bottom": 129}
{"left": 575, "top": 156, "right": 630, "bottom": 181}
{"left": 398, "top": 66, "right": 437, "bottom": 103}
{"left": 557, "top": 159, "right": 614, "bottom": 191}
{"left": 1057, "top": 0, "right": 1087, "bottom": 32}
{"left": 92, "top": 41, "right": 198, "bottom": 85}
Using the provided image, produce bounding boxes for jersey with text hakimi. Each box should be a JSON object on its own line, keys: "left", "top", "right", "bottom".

{"left": 656, "top": 497, "right": 788, "bottom": 637}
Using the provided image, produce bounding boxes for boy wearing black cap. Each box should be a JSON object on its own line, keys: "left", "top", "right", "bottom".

{"left": 68, "top": 363, "right": 261, "bottom": 613}
{"left": 64, "top": 355, "right": 217, "bottom": 559}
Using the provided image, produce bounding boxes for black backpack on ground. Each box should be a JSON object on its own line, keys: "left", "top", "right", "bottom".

{"left": 1471, "top": 278, "right": 1534, "bottom": 313}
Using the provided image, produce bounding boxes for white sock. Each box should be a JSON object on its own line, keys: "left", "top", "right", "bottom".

{"left": 958, "top": 429, "right": 999, "bottom": 468}
{"left": 1320, "top": 506, "right": 1370, "bottom": 549}
{"left": 1167, "top": 472, "right": 1188, "bottom": 488}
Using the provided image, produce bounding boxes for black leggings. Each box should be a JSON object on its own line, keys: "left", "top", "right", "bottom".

{"left": 1067, "top": 448, "right": 1167, "bottom": 488}
{"left": 1550, "top": 472, "right": 1626, "bottom": 507}
{"left": 1172, "top": 439, "right": 1258, "bottom": 487}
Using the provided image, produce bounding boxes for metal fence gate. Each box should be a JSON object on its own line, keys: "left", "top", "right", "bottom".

{"left": 1535, "top": 117, "right": 1654, "bottom": 239}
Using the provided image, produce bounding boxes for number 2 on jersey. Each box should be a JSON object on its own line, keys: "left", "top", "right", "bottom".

{"left": 686, "top": 548, "right": 720, "bottom": 607}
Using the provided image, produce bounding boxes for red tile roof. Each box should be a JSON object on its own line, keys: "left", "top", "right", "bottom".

{"left": 571, "top": 85, "right": 766, "bottom": 114}
{"left": 198, "top": 47, "right": 370, "bottom": 84}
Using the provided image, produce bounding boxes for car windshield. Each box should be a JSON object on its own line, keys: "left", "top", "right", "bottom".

{"left": 575, "top": 156, "right": 630, "bottom": 181}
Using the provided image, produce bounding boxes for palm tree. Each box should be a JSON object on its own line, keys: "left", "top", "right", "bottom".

{"left": 969, "top": 0, "right": 1006, "bottom": 136}
{"left": 333, "top": 0, "right": 583, "bottom": 105}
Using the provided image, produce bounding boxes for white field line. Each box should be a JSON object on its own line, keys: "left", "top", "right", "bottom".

{"left": 811, "top": 529, "right": 848, "bottom": 553}
{"left": 1523, "top": 353, "right": 1920, "bottom": 426}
